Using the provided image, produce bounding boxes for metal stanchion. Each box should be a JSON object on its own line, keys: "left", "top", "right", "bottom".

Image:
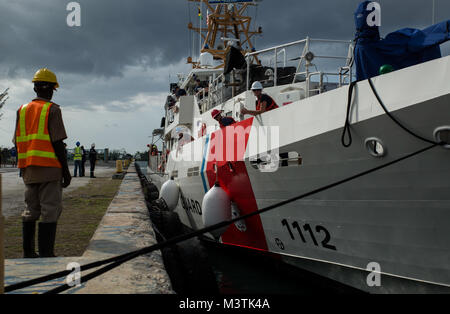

{"left": 0, "top": 174, "right": 4, "bottom": 294}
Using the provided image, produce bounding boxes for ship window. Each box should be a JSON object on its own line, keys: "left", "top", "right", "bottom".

{"left": 187, "top": 167, "right": 200, "bottom": 177}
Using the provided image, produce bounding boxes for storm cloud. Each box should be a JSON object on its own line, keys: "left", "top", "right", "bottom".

{"left": 1, "top": 0, "right": 448, "bottom": 78}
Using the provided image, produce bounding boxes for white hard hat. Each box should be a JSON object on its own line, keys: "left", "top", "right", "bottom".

{"left": 251, "top": 81, "right": 263, "bottom": 90}
{"left": 91, "top": 143, "right": 95, "bottom": 148}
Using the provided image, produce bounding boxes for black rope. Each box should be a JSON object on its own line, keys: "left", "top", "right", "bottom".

{"left": 4, "top": 250, "right": 138, "bottom": 293}
{"left": 341, "top": 81, "right": 357, "bottom": 147}
{"left": 367, "top": 78, "right": 438, "bottom": 145}
{"left": 5, "top": 164, "right": 151, "bottom": 293}
{"left": 39, "top": 142, "right": 438, "bottom": 294}
{"left": 341, "top": 78, "right": 441, "bottom": 148}
{"left": 6, "top": 79, "right": 447, "bottom": 293}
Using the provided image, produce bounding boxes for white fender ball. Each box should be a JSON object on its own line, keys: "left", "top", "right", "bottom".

{"left": 160, "top": 179, "right": 180, "bottom": 211}
{"left": 202, "top": 182, "right": 232, "bottom": 238}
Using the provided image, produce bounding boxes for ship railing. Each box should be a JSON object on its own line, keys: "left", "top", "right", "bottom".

{"left": 197, "top": 87, "right": 210, "bottom": 113}
{"left": 166, "top": 106, "right": 175, "bottom": 125}
{"left": 245, "top": 37, "right": 354, "bottom": 98}
{"left": 202, "top": 68, "right": 244, "bottom": 113}
{"left": 303, "top": 71, "right": 352, "bottom": 96}
{"left": 204, "top": 73, "right": 226, "bottom": 112}
{"left": 268, "top": 48, "right": 287, "bottom": 68}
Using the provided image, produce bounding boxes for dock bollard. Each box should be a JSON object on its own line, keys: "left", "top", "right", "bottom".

{"left": 116, "top": 160, "right": 123, "bottom": 173}
{"left": 0, "top": 174, "right": 4, "bottom": 294}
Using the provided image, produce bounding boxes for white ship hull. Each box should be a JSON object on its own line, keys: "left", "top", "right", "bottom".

{"left": 148, "top": 56, "right": 450, "bottom": 293}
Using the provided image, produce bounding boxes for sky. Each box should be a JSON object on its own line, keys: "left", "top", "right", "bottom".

{"left": 0, "top": 0, "right": 449, "bottom": 153}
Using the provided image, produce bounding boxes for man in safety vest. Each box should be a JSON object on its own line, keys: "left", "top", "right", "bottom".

{"left": 73, "top": 141, "right": 82, "bottom": 177}
{"left": 241, "top": 81, "right": 279, "bottom": 116}
{"left": 13, "top": 68, "right": 71, "bottom": 258}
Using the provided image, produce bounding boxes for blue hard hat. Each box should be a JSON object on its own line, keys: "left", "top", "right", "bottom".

{"left": 76, "top": 141, "right": 80, "bottom": 146}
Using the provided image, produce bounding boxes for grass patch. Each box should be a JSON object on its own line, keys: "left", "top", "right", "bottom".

{"left": 4, "top": 176, "right": 123, "bottom": 258}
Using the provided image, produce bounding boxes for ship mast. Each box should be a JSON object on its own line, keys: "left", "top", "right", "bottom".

{"left": 187, "top": 0, "right": 262, "bottom": 68}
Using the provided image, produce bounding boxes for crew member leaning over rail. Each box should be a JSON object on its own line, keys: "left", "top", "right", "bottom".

{"left": 241, "top": 81, "right": 279, "bottom": 116}
{"left": 13, "top": 68, "right": 72, "bottom": 258}
{"left": 211, "top": 109, "right": 236, "bottom": 128}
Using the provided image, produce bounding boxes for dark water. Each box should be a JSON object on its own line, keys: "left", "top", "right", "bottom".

{"left": 204, "top": 242, "right": 361, "bottom": 294}
{"left": 137, "top": 161, "right": 358, "bottom": 294}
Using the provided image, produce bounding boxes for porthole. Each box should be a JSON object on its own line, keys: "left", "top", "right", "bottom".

{"left": 365, "top": 137, "right": 386, "bottom": 158}
{"left": 433, "top": 126, "right": 450, "bottom": 149}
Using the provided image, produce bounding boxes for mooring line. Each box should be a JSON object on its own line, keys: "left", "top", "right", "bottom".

{"left": 4, "top": 142, "right": 438, "bottom": 294}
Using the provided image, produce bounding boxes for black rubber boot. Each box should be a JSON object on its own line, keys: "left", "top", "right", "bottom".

{"left": 38, "top": 222, "right": 57, "bottom": 257}
{"left": 90, "top": 171, "right": 96, "bottom": 178}
{"left": 22, "top": 221, "right": 39, "bottom": 258}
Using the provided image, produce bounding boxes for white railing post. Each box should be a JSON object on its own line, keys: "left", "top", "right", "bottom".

{"left": 246, "top": 55, "right": 250, "bottom": 90}
{"left": 0, "top": 174, "right": 4, "bottom": 294}
{"left": 231, "top": 69, "right": 235, "bottom": 98}
{"left": 274, "top": 48, "right": 278, "bottom": 87}
{"left": 305, "top": 37, "right": 310, "bottom": 97}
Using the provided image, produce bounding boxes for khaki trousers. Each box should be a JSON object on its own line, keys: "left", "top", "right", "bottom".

{"left": 22, "top": 180, "right": 62, "bottom": 223}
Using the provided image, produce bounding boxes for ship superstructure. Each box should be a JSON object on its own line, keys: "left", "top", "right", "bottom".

{"left": 147, "top": 0, "right": 450, "bottom": 293}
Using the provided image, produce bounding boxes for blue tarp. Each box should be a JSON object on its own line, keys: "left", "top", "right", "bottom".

{"left": 354, "top": 1, "right": 450, "bottom": 81}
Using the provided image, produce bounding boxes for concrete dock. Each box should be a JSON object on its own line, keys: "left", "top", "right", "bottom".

{"left": 3, "top": 164, "right": 174, "bottom": 294}
{"left": 1, "top": 165, "right": 118, "bottom": 219}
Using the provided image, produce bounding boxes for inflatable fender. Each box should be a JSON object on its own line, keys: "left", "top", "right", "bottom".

{"left": 160, "top": 179, "right": 180, "bottom": 211}
{"left": 202, "top": 182, "right": 232, "bottom": 238}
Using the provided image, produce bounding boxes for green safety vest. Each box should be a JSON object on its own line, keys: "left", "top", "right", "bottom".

{"left": 74, "top": 146, "right": 82, "bottom": 161}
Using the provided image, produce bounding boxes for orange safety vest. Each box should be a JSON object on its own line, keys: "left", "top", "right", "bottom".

{"left": 256, "top": 95, "right": 279, "bottom": 112}
{"left": 15, "top": 100, "right": 61, "bottom": 169}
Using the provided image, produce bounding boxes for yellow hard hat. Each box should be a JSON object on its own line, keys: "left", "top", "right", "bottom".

{"left": 32, "top": 68, "right": 59, "bottom": 89}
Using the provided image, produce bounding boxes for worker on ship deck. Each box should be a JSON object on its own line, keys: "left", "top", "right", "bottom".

{"left": 172, "top": 87, "right": 187, "bottom": 114}
{"left": 176, "top": 87, "right": 187, "bottom": 99}
{"left": 241, "top": 81, "right": 279, "bottom": 116}
{"left": 193, "top": 79, "right": 204, "bottom": 94}
{"left": 211, "top": 109, "right": 236, "bottom": 128}
{"left": 194, "top": 79, "right": 208, "bottom": 99}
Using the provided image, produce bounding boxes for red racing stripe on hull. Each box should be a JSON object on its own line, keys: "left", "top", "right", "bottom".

{"left": 205, "top": 118, "right": 268, "bottom": 251}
